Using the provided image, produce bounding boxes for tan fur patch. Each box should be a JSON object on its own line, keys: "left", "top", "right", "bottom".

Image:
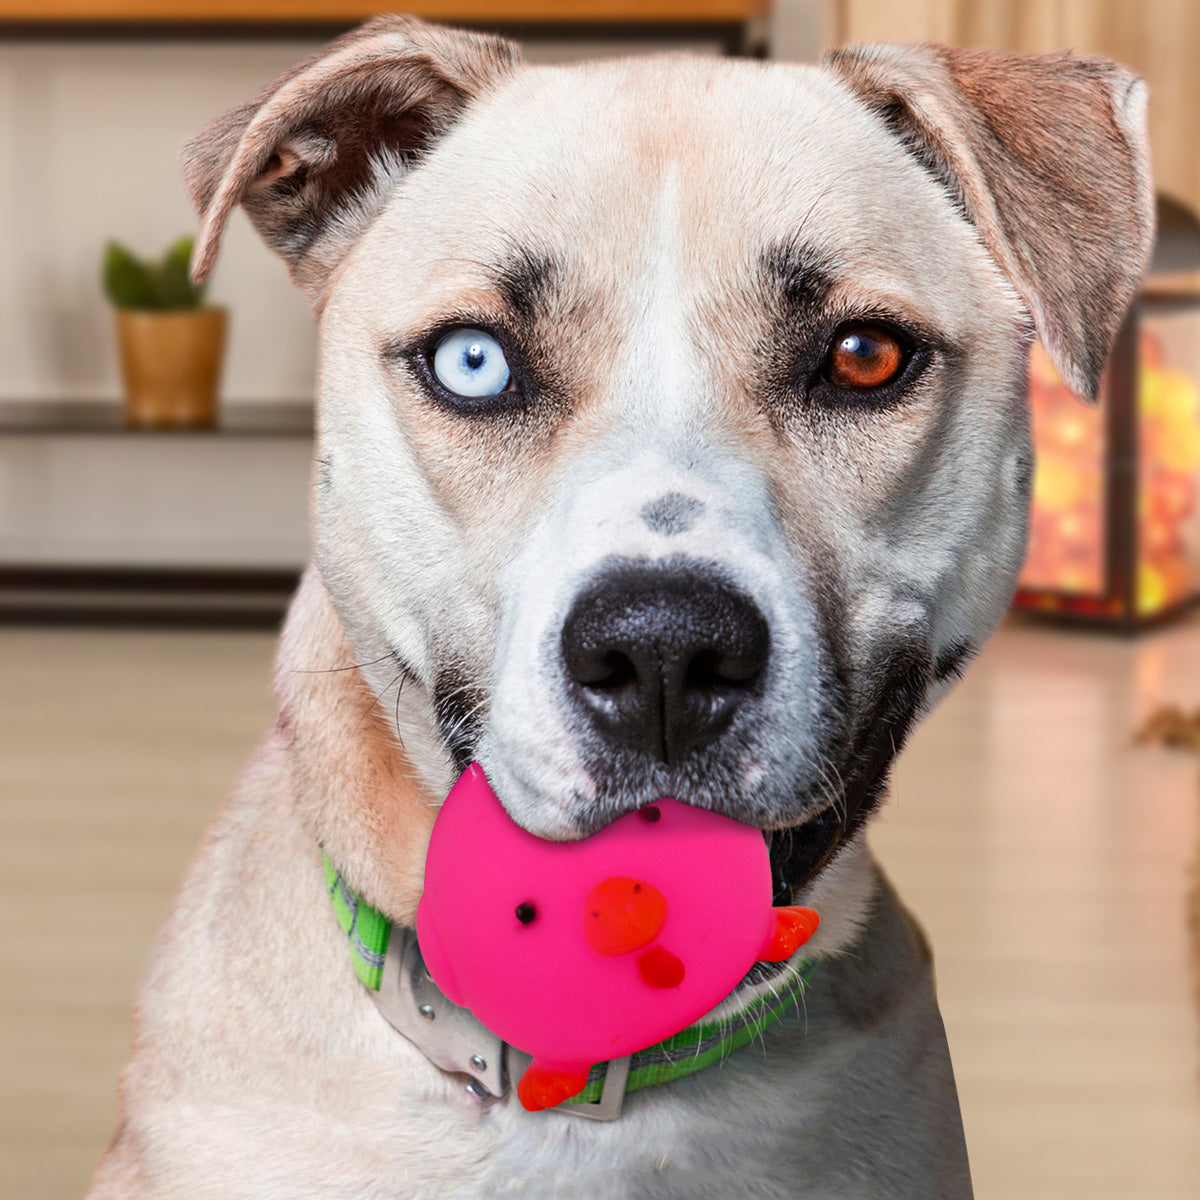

{"left": 276, "top": 569, "right": 435, "bottom": 921}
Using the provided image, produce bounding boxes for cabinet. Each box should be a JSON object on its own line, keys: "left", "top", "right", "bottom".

{"left": 0, "top": 404, "right": 311, "bottom": 621}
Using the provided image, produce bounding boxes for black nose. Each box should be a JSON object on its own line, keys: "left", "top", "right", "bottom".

{"left": 560, "top": 562, "right": 770, "bottom": 766}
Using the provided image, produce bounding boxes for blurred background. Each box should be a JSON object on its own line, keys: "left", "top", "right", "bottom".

{"left": 1, "top": 2, "right": 1198, "bottom": 1197}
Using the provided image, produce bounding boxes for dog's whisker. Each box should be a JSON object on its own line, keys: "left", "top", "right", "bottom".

{"left": 291, "top": 651, "right": 395, "bottom": 676}
{"left": 357, "top": 667, "right": 411, "bottom": 742}
{"left": 750, "top": 975, "right": 786, "bottom": 1058}
{"left": 818, "top": 757, "right": 849, "bottom": 829}
{"left": 393, "top": 672, "right": 407, "bottom": 750}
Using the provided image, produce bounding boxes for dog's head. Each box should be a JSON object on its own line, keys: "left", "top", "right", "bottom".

{"left": 185, "top": 18, "right": 1151, "bottom": 910}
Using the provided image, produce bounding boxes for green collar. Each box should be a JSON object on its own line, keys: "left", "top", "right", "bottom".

{"left": 324, "top": 853, "right": 812, "bottom": 1116}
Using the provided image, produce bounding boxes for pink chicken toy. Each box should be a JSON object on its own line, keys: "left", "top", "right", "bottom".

{"left": 416, "top": 764, "right": 819, "bottom": 1112}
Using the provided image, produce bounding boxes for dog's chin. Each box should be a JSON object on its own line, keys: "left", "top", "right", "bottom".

{"left": 579, "top": 767, "right": 856, "bottom": 907}
{"left": 485, "top": 749, "right": 852, "bottom": 892}
{"left": 473, "top": 740, "right": 856, "bottom": 902}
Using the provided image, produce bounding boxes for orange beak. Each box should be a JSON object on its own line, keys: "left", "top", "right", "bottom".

{"left": 583, "top": 876, "right": 669, "bottom": 956}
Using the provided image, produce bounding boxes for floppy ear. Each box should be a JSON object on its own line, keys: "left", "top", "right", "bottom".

{"left": 825, "top": 43, "right": 1154, "bottom": 401}
{"left": 181, "top": 15, "right": 520, "bottom": 299}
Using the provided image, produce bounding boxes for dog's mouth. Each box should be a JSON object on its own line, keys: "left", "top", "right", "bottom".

{"left": 687, "top": 809, "right": 838, "bottom": 1001}
{"left": 766, "top": 804, "right": 844, "bottom": 906}
{"left": 721, "top": 806, "right": 842, "bottom": 992}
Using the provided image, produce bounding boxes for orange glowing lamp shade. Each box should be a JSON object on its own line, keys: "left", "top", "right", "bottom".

{"left": 1017, "top": 322, "right": 1200, "bottom": 621}
{"left": 1136, "top": 327, "right": 1200, "bottom": 615}
{"left": 1019, "top": 343, "right": 1107, "bottom": 598}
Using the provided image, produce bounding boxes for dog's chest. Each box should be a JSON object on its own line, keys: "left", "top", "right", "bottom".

{"left": 462, "top": 1066, "right": 823, "bottom": 1199}
{"left": 452, "top": 1015, "right": 871, "bottom": 1200}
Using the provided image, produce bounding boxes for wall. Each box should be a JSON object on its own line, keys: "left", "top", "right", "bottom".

{"left": 771, "top": 0, "right": 827, "bottom": 62}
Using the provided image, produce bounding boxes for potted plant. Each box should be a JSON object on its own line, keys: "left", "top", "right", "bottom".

{"left": 103, "top": 236, "right": 226, "bottom": 428}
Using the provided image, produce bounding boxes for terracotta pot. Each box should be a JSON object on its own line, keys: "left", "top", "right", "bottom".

{"left": 115, "top": 307, "right": 227, "bottom": 428}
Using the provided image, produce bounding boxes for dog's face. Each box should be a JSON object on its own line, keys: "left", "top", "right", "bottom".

{"left": 185, "top": 21, "right": 1152, "bottom": 900}
{"left": 315, "top": 56, "right": 1031, "bottom": 853}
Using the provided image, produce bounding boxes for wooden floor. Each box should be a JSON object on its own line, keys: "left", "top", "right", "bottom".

{"left": 2, "top": 614, "right": 1199, "bottom": 1197}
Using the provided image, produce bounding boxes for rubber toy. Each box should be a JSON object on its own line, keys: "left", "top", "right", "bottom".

{"left": 416, "top": 763, "right": 820, "bottom": 1112}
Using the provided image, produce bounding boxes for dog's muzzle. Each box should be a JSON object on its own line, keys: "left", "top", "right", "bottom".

{"left": 554, "top": 556, "right": 846, "bottom": 903}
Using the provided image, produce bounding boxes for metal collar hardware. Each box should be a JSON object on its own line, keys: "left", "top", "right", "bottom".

{"left": 370, "top": 926, "right": 631, "bottom": 1120}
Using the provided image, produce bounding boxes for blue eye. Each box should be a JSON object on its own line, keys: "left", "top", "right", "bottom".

{"left": 431, "top": 328, "right": 511, "bottom": 398}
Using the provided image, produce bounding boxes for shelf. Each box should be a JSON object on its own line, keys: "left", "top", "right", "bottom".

{"left": 0, "top": 1, "right": 768, "bottom": 23}
{"left": 0, "top": 564, "right": 300, "bottom": 626}
{"left": 0, "top": 405, "right": 313, "bottom": 598}
{"left": 0, "top": 400, "right": 313, "bottom": 437}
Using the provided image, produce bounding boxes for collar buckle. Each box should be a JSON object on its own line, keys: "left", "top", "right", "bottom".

{"left": 370, "top": 927, "right": 506, "bottom": 1101}
{"left": 503, "top": 1047, "right": 631, "bottom": 1121}
{"left": 373, "top": 927, "right": 631, "bottom": 1119}
{"left": 571, "top": 1054, "right": 631, "bottom": 1121}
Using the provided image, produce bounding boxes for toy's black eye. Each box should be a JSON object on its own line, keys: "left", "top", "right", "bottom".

{"left": 515, "top": 902, "right": 537, "bottom": 925}
{"left": 637, "top": 805, "right": 661, "bottom": 823}
{"left": 825, "top": 324, "right": 907, "bottom": 390}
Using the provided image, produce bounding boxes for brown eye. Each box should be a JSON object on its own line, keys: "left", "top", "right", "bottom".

{"left": 827, "top": 325, "right": 905, "bottom": 390}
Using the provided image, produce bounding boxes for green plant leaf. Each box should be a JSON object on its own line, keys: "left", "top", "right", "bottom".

{"left": 102, "top": 241, "right": 158, "bottom": 310}
{"left": 156, "top": 235, "right": 205, "bottom": 310}
{"left": 102, "top": 235, "right": 208, "bottom": 310}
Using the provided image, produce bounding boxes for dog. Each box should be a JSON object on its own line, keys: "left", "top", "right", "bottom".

{"left": 87, "top": 16, "right": 1152, "bottom": 1198}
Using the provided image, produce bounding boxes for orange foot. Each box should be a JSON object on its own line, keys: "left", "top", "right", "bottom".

{"left": 757, "top": 906, "right": 820, "bottom": 961}
{"left": 516, "top": 1062, "right": 591, "bottom": 1112}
